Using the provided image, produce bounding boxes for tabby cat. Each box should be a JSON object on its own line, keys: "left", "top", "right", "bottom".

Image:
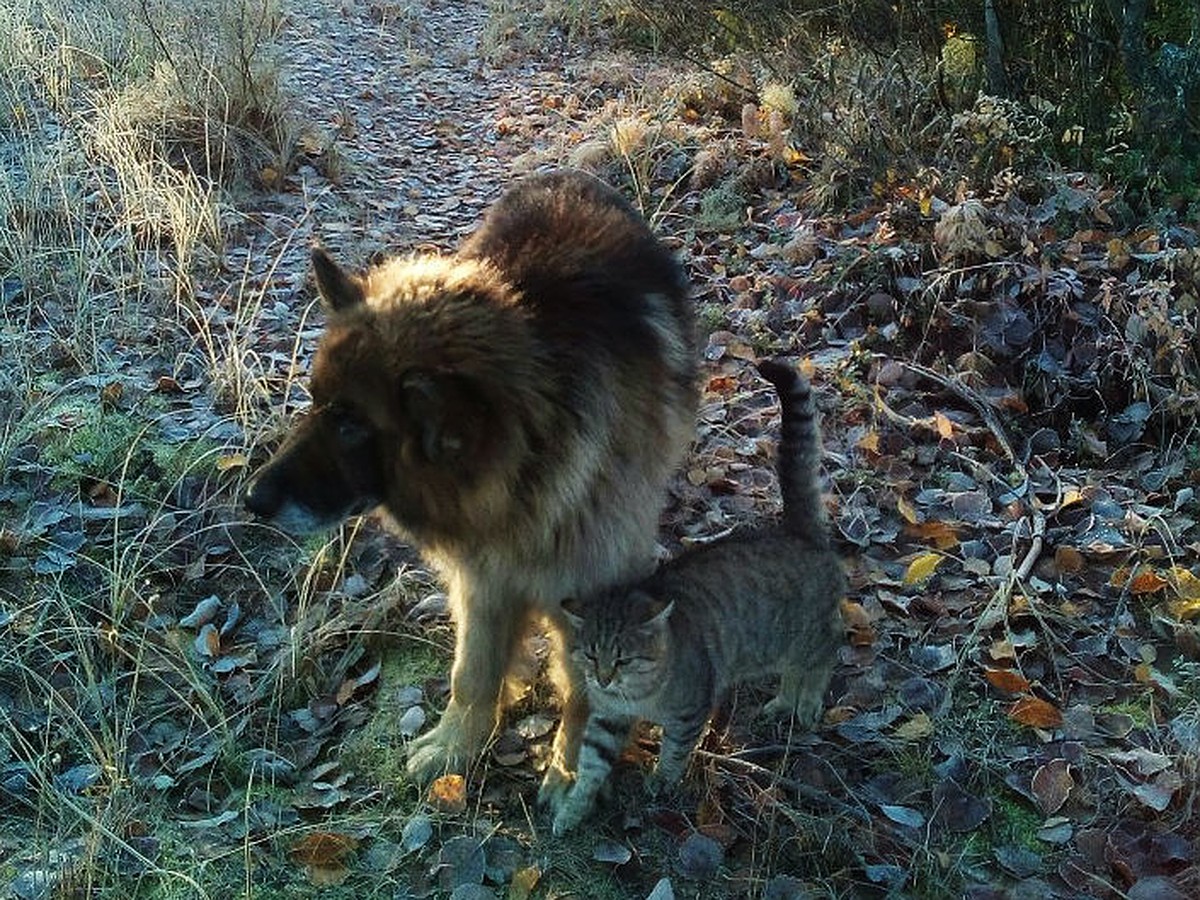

{"left": 546, "top": 359, "right": 845, "bottom": 835}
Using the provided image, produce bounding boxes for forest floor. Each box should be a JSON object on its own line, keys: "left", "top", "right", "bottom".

{"left": 2, "top": 0, "right": 1199, "bottom": 898}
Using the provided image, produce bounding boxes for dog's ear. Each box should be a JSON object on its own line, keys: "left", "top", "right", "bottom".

{"left": 312, "top": 246, "right": 365, "bottom": 312}
{"left": 401, "top": 370, "right": 469, "bottom": 463}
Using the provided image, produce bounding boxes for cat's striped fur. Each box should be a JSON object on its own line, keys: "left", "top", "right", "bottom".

{"left": 547, "top": 359, "right": 845, "bottom": 834}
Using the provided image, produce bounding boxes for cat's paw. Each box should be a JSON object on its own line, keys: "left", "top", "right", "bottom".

{"left": 550, "top": 788, "right": 591, "bottom": 836}
{"left": 764, "top": 692, "right": 823, "bottom": 727}
{"left": 644, "top": 766, "right": 682, "bottom": 798}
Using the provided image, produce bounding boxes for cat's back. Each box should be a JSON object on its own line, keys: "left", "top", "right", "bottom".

{"left": 655, "top": 529, "right": 842, "bottom": 625}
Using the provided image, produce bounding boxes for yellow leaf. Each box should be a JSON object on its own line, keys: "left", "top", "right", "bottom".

{"left": 1059, "top": 487, "right": 1085, "bottom": 509}
{"left": 856, "top": 430, "right": 880, "bottom": 453}
{"left": 894, "top": 711, "right": 933, "bottom": 741}
{"left": 919, "top": 193, "right": 933, "bottom": 217}
{"left": 903, "top": 552, "right": 944, "bottom": 585}
{"left": 215, "top": 452, "right": 248, "bottom": 472}
{"left": 896, "top": 494, "right": 919, "bottom": 524}
{"left": 1169, "top": 566, "right": 1200, "bottom": 601}
{"left": 508, "top": 866, "right": 542, "bottom": 900}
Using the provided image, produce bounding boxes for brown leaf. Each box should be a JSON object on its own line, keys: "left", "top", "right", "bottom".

{"left": 1053, "top": 546, "right": 1085, "bottom": 574}
{"left": 1007, "top": 695, "right": 1063, "bottom": 729}
{"left": 427, "top": 774, "right": 467, "bottom": 814}
{"left": 291, "top": 832, "right": 358, "bottom": 866}
{"left": 839, "top": 600, "right": 875, "bottom": 646}
{"left": 905, "top": 520, "right": 961, "bottom": 549}
{"left": 194, "top": 623, "right": 220, "bottom": 658}
{"left": 984, "top": 668, "right": 1031, "bottom": 694}
{"left": 1031, "top": 759, "right": 1074, "bottom": 814}
{"left": 1130, "top": 568, "right": 1169, "bottom": 595}
{"left": 856, "top": 430, "right": 880, "bottom": 453}
{"left": 335, "top": 661, "right": 381, "bottom": 706}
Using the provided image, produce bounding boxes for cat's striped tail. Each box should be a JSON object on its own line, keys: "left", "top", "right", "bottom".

{"left": 756, "top": 359, "right": 830, "bottom": 548}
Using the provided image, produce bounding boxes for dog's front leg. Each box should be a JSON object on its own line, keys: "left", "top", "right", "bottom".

{"left": 406, "top": 587, "right": 522, "bottom": 781}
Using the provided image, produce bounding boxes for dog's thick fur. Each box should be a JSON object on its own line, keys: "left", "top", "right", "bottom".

{"left": 244, "top": 170, "right": 697, "bottom": 785}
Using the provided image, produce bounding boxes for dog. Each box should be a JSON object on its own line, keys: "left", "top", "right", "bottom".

{"left": 243, "top": 170, "right": 697, "bottom": 789}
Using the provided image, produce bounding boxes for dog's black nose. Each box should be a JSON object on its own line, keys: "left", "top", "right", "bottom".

{"left": 243, "top": 473, "right": 280, "bottom": 519}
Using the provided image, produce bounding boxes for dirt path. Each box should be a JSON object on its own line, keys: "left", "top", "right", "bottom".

{"left": 284, "top": 0, "right": 510, "bottom": 247}
{"left": 212, "top": 0, "right": 586, "bottom": 394}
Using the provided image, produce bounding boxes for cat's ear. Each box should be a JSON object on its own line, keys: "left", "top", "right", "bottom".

{"left": 560, "top": 596, "right": 585, "bottom": 629}
{"left": 633, "top": 591, "right": 674, "bottom": 626}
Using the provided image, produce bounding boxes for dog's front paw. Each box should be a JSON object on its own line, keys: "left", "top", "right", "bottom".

{"left": 405, "top": 708, "right": 488, "bottom": 782}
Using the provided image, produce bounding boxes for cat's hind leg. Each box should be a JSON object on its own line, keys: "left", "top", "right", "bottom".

{"left": 766, "top": 642, "right": 835, "bottom": 727}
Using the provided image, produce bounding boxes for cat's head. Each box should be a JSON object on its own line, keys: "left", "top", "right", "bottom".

{"left": 560, "top": 589, "right": 674, "bottom": 695}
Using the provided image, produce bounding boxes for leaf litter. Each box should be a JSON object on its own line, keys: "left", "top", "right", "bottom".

{"left": 3, "top": 0, "right": 1200, "bottom": 896}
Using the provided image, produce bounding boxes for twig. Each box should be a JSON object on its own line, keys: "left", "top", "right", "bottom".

{"left": 899, "top": 361, "right": 1019, "bottom": 465}
{"left": 695, "top": 749, "right": 872, "bottom": 824}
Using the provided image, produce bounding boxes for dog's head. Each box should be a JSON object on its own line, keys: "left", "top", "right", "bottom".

{"left": 243, "top": 247, "right": 513, "bottom": 537}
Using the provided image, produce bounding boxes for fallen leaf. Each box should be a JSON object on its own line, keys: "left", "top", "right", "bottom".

{"left": 180, "top": 595, "right": 221, "bottom": 629}
{"left": 879, "top": 804, "right": 925, "bottom": 828}
{"left": 840, "top": 600, "right": 875, "bottom": 646}
{"left": 645, "top": 878, "right": 675, "bottom": 900}
{"left": 336, "top": 661, "right": 381, "bottom": 705}
{"left": 194, "top": 624, "right": 220, "bottom": 658}
{"left": 1127, "top": 769, "right": 1183, "bottom": 812}
{"left": 215, "top": 453, "right": 248, "bottom": 472}
{"left": 903, "top": 552, "right": 944, "bottom": 585}
{"left": 1030, "top": 759, "right": 1073, "bottom": 814}
{"left": 1054, "top": 546, "right": 1085, "bottom": 574}
{"left": 933, "top": 410, "right": 954, "bottom": 439}
{"left": 437, "top": 836, "right": 486, "bottom": 890}
{"left": 984, "top": 668, "right": 1031, "bottom": 694}
{"left": 291, "top": 832, "right": 358, "bottom": 865}
{"left": 932, "top": 779, "right": 990, "bottom": 832}
{"left": 1130, "top": 567, "right": 1169, "bottom": 595}
{"left": 677, "top": 831, "right": 723, "bottom": 881}
{"left": 856, "top": 430, "right": 880, "bottom": 453}
{"left": 1008, "top": 696, "right": 1063, "bottom": 729}
{"left": 592, "top": 840, "right": 632, "bottom": 865}
{"left": 400, "top": 814, "right": 433, "bottom": 853}
{"left": 507, "top": 866, "right": 541, "bottom": 900}
{"left": 428, "top": 774, "right": 467, "bottom": 814}
{"left": 290, "top": 832, "right": 358, "bottom": 886}
{"left": 905, "top": 520, "right": 961, "bottom": 549}
{"left": 894, "top": 712, "right": 933, "bottom": 741}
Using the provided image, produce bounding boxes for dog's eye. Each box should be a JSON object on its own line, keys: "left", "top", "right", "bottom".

{"left": 331, "top": 410, "right": 372, "bottom": 446}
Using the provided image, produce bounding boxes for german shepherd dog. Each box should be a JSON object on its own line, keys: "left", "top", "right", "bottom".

{"left": 244, "top": 170, "right": 697, "bottom": 790}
